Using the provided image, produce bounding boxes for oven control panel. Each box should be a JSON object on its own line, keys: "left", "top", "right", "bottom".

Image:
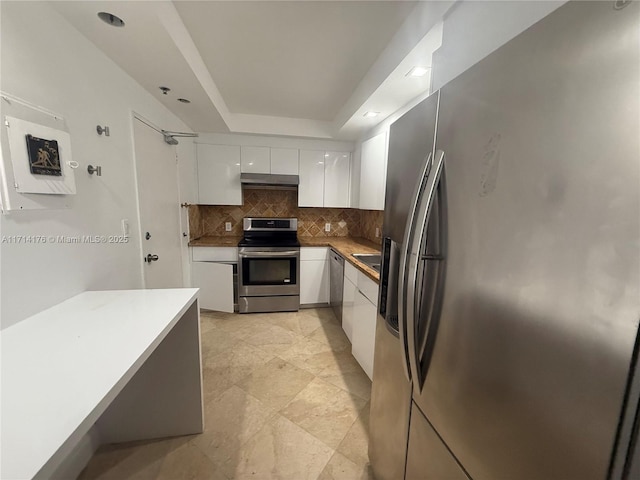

{"left": 243, "top": 217, "right": 297, "bottom": 231}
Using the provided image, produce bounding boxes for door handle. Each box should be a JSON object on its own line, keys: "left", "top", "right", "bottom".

{"left": 239, "top": 251, "right": 299, "bottom": 258}
{"left": 405, "top": 149, "right": 447, "bottom": 391}
{"left": 398, "top": 152, "right": 433, "bottom": 382}
{"left": 421, "top": 255, "right": 445, "bottom": 261}
{"left": 144, "top": 254, "right": 159, "bottom": 263}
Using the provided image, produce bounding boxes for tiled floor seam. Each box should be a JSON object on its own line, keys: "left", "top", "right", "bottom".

{"left": 188, "top": 435, "right": 233, "bottom": 479}
{"left": 278, "top": 406, "right": 360, "bottom": 454}
{"left": 192, "top": 388, "right": 280, "bottom": 479}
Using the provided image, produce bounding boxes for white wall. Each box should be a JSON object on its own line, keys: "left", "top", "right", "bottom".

{"left": 431, "top": 0, "right": 566, "bottom": 91}
{"left": 358, "top": 0, "right": 566, "bottom": 146}
{"left": 0, "top": 1, "right": 192, "bottom": 328}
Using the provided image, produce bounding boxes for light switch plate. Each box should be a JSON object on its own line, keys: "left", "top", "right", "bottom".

{"left": 225, "top": 222, "right": 232, "bottom": 232}
{"left": 121, "top": 219, "right": 130, "bottom": 236}
{"left": 325, "top": 223, "right": 331, "bottom": 232}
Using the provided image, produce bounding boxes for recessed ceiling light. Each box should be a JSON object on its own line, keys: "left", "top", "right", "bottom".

{"left": 159, "top": 86, "right": 171, "bottom": 95}
{"left": 363, "top": 111, "right": 380, "bottom": 118}
{"left": 97, "top": 12, "right": 125, "bottom": 27}
{"left": 177, "top": 98, "right": 191, "bottom": 104}
{"left": 406, "top": 66, "right": 430, "bottom": 77}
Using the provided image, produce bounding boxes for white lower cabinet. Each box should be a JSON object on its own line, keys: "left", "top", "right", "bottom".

{"left": 351, "top": 288, "right": 377, "bottom": 380}
{"left": 342, "top": 263, "right": 378, "bottom": 380}
{"left": 191, "top": 247, "right": 237, "bottom": 313}
{"left": 300, "top": 247, "right": 329, "bottom": 305}
{"left": 191, "top": 261, "right": 234, "bottom": 313}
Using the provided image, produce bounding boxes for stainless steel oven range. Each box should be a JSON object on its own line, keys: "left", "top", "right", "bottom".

{"left": 238, "top": 217, "right": 300, "bottom": 313}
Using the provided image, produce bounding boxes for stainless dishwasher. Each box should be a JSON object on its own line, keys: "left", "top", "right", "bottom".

{"left": 329, "top": 249, "right": 344, "bottom": 322}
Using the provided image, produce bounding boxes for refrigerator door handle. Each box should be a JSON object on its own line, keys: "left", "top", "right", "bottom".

{"left": 399, "top": 152, "right": 433, "bottom": 382}
{"left": 405, "top": 150, "right": 447, "bottom": 391}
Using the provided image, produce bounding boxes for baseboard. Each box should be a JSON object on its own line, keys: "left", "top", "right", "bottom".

{"left": 300, "top": 303, "right": 331, "bottom": 309}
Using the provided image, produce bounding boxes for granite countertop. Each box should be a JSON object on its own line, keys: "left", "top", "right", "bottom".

{"left": 299, "top": 237, "right": 381, "bottom": 283}
{"left": 189, "top": 235, "right": 381, "bottom": 283}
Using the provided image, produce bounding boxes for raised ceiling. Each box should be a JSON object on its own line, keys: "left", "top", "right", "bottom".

{"left": 51, "top": 1, "right": 453, "bottom": 139}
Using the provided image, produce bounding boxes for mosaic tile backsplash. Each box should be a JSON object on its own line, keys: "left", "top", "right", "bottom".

{"left": 189, "top": 189, "right": 383, "bottom": 244}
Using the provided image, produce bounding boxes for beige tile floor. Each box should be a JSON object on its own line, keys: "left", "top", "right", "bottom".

{"left": 80, "top": 308, "right": 374, "bottom": 480}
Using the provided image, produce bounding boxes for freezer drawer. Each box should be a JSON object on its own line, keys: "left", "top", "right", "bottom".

{"left": 405, "top": 403, "right": 469, "bottom": 480}
{"left": 369, "top": 312, "right": 412, "bottom": 480}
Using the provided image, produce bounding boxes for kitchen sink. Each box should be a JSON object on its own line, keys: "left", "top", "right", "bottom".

{"left": 352, "top": 253, "right": 381, "bottom": 273}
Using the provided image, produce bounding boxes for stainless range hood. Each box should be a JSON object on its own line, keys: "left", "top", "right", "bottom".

{"left": 240, "top": 173, "right": 299, "bottom": 188}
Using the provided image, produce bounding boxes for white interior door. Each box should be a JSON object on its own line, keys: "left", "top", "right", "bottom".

{"left": 133, "top": 118, "right": 183, "bottom": 288}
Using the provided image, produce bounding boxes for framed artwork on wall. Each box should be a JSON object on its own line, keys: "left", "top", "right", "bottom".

{"left": 4, "top": 115, "right": 76, "bottom": 196}
{"left": 0, "top": 92, "right": 76, "bottom": 212}
{"left": 26, "top": 134, "right": 62, "bottom": 177}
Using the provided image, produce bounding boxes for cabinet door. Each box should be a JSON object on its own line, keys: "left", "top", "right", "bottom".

{"left": 191, "top": 262, "right": 234, "bottom": 313}
{"left": 324, "top": 151, "right": 351, "bottom": 208}
{"left": 299, "top": 150, "right": 325, "bottom": 207}
{"left": 342, "top": 276, "right": 356, "bottom": 342}
{"left": 359, "top": 132, "right": 388, "bottom": 211}
{"left": 300, "top": 260, "right": 329, "bottom": 305}
{"left": 271, "top": 148, "right": 299, "bottom": 175}
{"left": 352, "top": 289, "right": 376, "bottom": 379}
{"left": 197, "top": 144, "right": 242, "bottom": 205}
{"left": 241, "top": 146, "right": 270, "bottom": 173}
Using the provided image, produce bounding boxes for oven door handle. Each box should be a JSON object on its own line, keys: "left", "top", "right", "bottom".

{"left": 239, "top": 250, "right": 300, "bottom": 258}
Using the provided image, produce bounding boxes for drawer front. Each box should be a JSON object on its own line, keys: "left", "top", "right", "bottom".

{"left": 344, "top": 261, "right": 359, "bottom": 284}
{"left": 357, "top": 271, "right": 379, "bottom": 306}
{"left": 192, "top": 247, "right": 238, "bottom": 262}
{"left": 351, "top": 288, "right": 376, "bottom": 380}
{"left": 341, "top": 276, "right": 357, "bottom": 342}
{"left": 300, "top": 247, "right": 329, "bottom": 261}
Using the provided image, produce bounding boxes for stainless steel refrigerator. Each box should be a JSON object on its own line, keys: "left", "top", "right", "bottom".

{"left": 369, "top": 2, "right": 640, "bottom": 480}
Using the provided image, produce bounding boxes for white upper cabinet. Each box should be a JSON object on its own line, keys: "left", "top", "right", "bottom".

{"left": 299, "top": 149, "right": 351, "bottom": 208}
{"left": 359, "top": 131, "right": 388, "bottom": 211}
{"left": 324, "top": 151, "right": 351, "bottom": 208}
{"left": 240, "top": 146, "right": 270, "bottom": 174}
{"left": 271, "top": 148, "right": 299, "bottom": 175}
{"left": 299, "top": 150, "right": 326, "bottom": 207}
{"left": 197, "top": 144, "right": 242, "bottom": 205}
{"left": 195, "top": 139, "right": 352, "bottom": 207}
